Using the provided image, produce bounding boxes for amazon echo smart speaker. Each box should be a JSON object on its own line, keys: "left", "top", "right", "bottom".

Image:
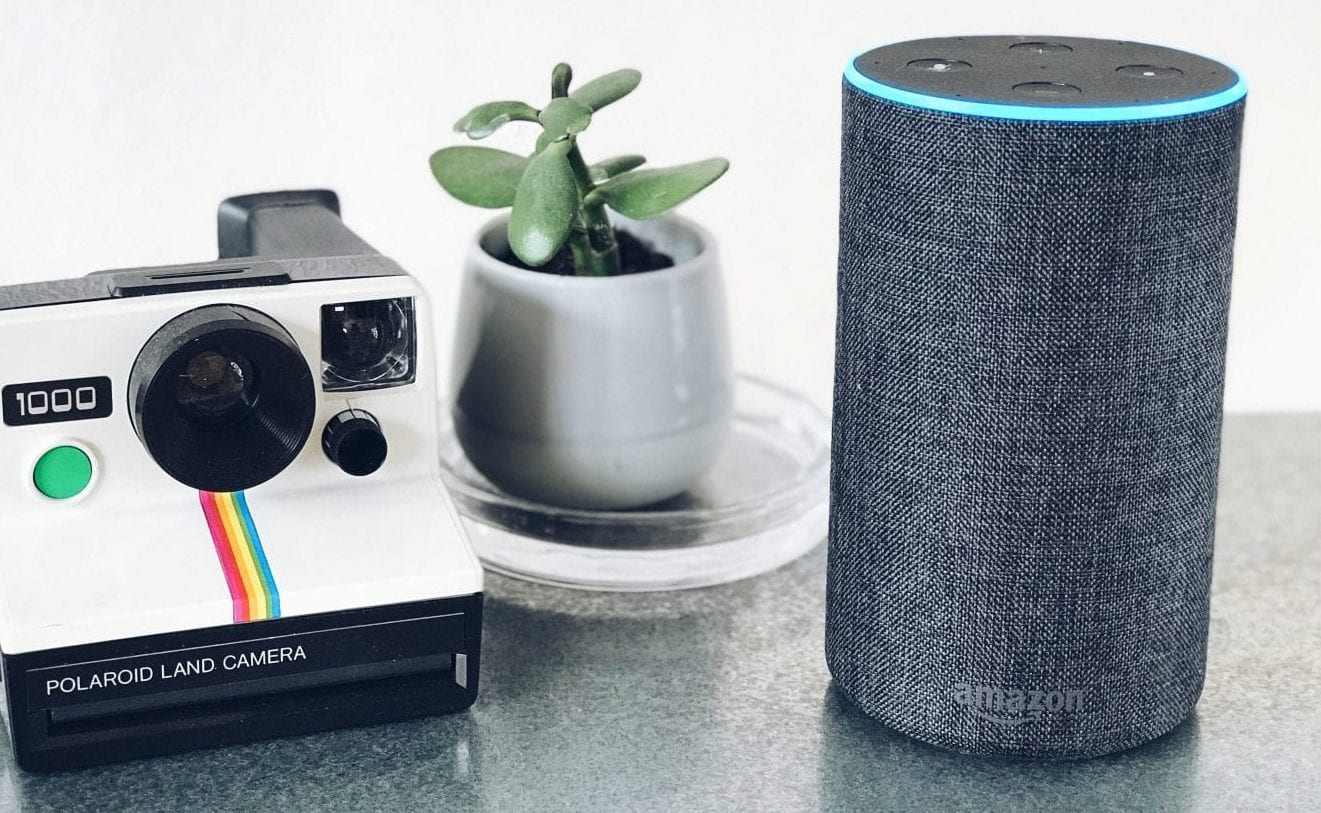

{"left": 827, "top": 35, "right": 1246, "bottom": 759}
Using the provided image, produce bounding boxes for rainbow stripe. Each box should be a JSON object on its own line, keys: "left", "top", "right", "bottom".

{"left": 199, "top": 491, "right": 280, "bottom": 623}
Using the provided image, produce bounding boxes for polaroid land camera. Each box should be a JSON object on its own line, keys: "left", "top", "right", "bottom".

{"left": 0, "top": 191, "right": 482, "bottom": 771}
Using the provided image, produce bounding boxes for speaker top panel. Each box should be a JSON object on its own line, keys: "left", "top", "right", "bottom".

{"left": 847, "top": 35, "right": 1245, "bottom": 122}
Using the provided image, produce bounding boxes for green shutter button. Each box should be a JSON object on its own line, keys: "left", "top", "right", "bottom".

{"left": 33, "top": 445, "right": 94, "bottom": 500}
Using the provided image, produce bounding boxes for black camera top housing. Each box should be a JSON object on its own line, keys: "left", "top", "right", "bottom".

{"left": 0, "top": 191, "right": 400, "bottom": 312}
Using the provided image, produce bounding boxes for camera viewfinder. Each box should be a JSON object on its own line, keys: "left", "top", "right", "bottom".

{"left": 321, "top": 298, "right": 416, "bottom": 392}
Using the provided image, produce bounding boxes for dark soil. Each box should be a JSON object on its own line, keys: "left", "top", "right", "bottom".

{"left": 497, "top": 228, "right": 674, "bottom": 276}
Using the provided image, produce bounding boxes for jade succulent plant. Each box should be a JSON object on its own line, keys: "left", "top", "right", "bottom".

{"left": 429, "top": 63, "right": 729, "bottom": 277}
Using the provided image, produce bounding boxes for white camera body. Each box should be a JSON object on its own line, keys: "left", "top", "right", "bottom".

{"left": 0, "top": 192, "right": 482, "bottom": 771}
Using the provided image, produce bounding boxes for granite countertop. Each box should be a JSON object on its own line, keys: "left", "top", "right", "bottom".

{"left": 2, "top": 414, "right": 1317, "bottom": 811}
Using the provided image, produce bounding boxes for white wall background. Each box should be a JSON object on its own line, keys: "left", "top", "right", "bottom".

{"left": 1, "top": 0, "right": 1316, "bottom": 413}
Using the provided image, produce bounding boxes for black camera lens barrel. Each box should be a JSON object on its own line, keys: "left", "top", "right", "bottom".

{"left": 129, "top": 304, "right": 316, "bottom": 492}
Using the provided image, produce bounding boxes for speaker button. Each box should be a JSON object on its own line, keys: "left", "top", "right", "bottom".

{"left": 906, "top": 58, "right": 971, "bottom": 73}
{"left": 1116, "top": 64, "right": 1184, "bottom": 79}
{"left": 322, "top": 410, "right": 388, "bottom": 477}
{"left": 1013, "top": 81, "right": 1083, "bottom": 97}
{"left": 1009, "top": 41, "right": 1073, "bottom": 55}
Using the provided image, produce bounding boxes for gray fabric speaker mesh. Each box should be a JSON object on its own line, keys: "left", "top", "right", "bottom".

{"left": 827, "top": 85, "right": 1245, "bottom": 759}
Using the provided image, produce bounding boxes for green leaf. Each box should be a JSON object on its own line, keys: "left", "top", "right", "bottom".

{"left": 570, "top": 69, "right": 641, "bottom": 112}
{"left": 538, "top": 97, "right": 592, "bottom": 144}
{"left": 454, "top": 100, "right": 539, "bottom": 139}
{"left": 589, "top": 154, "right": 646, "bottom": 183}
{"left": 429, "top": 146, "right": 528, "bottom": 209}
{"left": 551, "top": 63, "right": 573, "bottom": 98}
{"left": 510, "top": 140, "right": 578, "bottom": 265}
{"left": 594, "top": 158, "right": 729, "bottom": 219}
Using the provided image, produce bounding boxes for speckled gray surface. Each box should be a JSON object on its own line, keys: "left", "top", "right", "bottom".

{"left": 1, "top": 414, "right": 1316, "bottom": 812}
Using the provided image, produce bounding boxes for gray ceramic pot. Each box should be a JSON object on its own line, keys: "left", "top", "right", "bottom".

{"left": 451, "top": 214, "right": 734, "bottom": 510}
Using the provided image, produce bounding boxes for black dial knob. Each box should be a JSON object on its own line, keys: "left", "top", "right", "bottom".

{"left": 322, "top": 409, "right": 388, "bottom": 476}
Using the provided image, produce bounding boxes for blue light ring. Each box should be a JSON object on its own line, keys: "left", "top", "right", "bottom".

{"left": 844, "top": 59, "right": 1246, "bottom": 122}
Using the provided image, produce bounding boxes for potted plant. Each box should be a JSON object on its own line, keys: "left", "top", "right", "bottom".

{"left": 430, "top": 63, "right": 733, "bottom": 511}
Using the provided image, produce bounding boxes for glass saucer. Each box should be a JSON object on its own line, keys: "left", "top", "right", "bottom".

{"left": 437, "top": 375, "right": 829, "bottom": 591}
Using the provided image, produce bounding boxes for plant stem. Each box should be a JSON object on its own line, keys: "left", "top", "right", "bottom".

{"left": 564, "top": 139, "right": 621, "bottom": 277}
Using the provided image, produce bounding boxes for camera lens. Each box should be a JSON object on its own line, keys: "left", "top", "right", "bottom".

{"left": 129, "top": 304, "right": 315, "bottom": 492}
{"left": 174, "top": 350, "right": 258, "bottom": 423}
{"left": 321, "top": 298, "right": 416, "bottom": 392}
